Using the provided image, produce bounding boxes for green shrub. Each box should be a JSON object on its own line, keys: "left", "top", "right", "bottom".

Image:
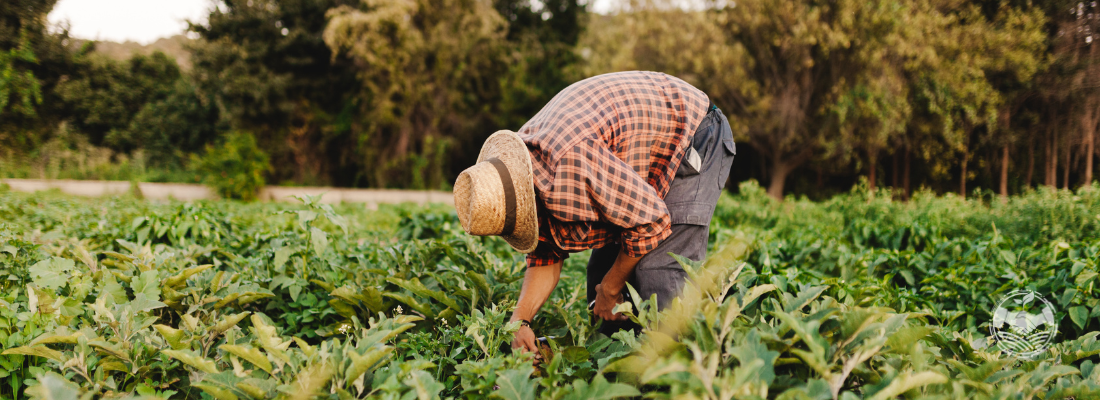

{"left": 190, "top": 131, "right": 270, "bottom": 201}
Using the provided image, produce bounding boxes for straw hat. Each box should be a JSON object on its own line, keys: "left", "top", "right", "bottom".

{"left": 453, "top": 130, "right": 538, "bottom": 253}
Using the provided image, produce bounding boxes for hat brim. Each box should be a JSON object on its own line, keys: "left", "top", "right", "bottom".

{"left": 476, "top": 130, "right": 538, "bottom": 253}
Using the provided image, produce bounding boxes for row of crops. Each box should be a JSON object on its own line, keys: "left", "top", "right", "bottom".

{"left": 2, "top": 181, "right": 1100, "bottom": 399}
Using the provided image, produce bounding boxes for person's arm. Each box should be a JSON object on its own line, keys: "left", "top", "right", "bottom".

{"left": 510, "top": 261, "right": 562, "bottom": 354}
{"left": 592, "top": 247, "right": 642, "bottom": 321}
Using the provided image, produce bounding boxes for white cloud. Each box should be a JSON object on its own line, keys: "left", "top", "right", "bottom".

{"left": 48, "top": 0, "right": 213, "bottom": 44}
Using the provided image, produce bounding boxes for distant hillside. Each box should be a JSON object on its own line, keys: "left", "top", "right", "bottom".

{"left": 75, "top": 35, "right": 193, "bottom": 71}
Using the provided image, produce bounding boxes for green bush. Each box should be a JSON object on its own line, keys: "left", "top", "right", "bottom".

{"left": 190, "top": 131, "right": 270, "bottom": 201}
{"left": 10, "top": 186, "right": 1100, "bottom": 398}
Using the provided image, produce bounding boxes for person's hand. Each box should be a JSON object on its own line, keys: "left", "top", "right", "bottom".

{"left": 511, "top": 324, "right": 542, "bottom": 363}
{"left": 593, "top": 283, "right": 628, "bottom": 321}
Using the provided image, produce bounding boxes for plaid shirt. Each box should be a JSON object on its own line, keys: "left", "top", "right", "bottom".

{"left": 517, "top": 71, "right": 710, "bottom": 267}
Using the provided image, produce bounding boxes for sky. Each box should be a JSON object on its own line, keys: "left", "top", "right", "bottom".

{"left": 48, "top": 0, "right": 213, "bottom": 45}
{"left": 47, "top": 0, "right": 617, "bottom": 45}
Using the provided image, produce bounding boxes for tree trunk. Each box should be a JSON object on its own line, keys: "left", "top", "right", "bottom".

{"left": 1000, "top": 145, "right": 1009, "bottom": 203}
{"left": 1087, "top": 103, "right": 1095, "bottom": 186}
{"left": 999, "top": 110, "right": 1011, "bottom": 202}
{"left": 1026, "top": 136, "right": 1034, "bottom": 187}
{"left": 768, "top": 161, "right": 793, "bottom": 201}
{"left": 903, "top": 146, "right": 911, "bottom": 201}
{"left": 867, "top": 148, "right": 878, "bottom": 192}
{"left": 1089, "top": 43, "right": 1097, "bottom": 186}
{"left": 892, "top": 151, "right": 899, "bottom": 191}
{"left": 960, "top": 144, "right": 969, "bottom": 198}
{"left": 1044, "top": 129, "right": 1050, "bottom": 186}
{"left": 1063, "top": 131, "right": 1071, "bottom": 189}
{"left": 765, "top": 150, "right": 810, "bottom": 201}
{"left": 1047, "top": 125, "right": 1056, "bottom": 187}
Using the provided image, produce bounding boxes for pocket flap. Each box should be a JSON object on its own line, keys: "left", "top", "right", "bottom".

{"left": 723, "top": 138, "right": 736, "bottom": 155}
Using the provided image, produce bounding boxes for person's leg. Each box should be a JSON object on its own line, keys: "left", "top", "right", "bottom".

{"left": 633, "top": 223, "right": 707, "bottom": 310}
{"left": 634, "top": 107, "right": 735, "bottom": 311}
{"left": 586, "top": 243, "right": 621, "bottom": 306}
{"left": 587, "top": 242, "right": 643, "bottom": 336}
{"left": 591, "top": 106, "right": 735, "bottom": 332}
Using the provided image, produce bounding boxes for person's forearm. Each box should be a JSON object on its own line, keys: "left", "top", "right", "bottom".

{"left": 511, "top": 262, "right": 563, "bottom": 322}
{"left": 600, "top": 248, "right": 642, "bottom": 297}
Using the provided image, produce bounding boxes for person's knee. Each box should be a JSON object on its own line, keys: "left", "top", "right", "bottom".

{"left": 636, "top": 268, "right": 689, "bottom": 311}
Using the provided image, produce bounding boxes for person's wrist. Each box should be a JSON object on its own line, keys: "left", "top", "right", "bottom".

{"left": 600, "top": 280, "right": 623, "bottom": 298}
{"left": 511, "top": 311, "right": 533, "bottom": 324}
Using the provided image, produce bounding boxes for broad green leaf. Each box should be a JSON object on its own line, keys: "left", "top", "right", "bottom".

{"left": 128, "top": 293, "right": 167, "bottom": 313}
{"left": 561, "top": 374, "right": 640, "bottom": 400}
{"left": 1077, "top": 271, "right": 1098, "bottom": 287}
{"left": 251, "top": 315, "right": 292, "bottom": 363}
{"left": 310, "top": 227, "right": 329, "bottom": 258}
{"left": 772, "top": 310, "right": 826, "bottom": 359}
{"left": 784, "top": 286, "right": 827, "bottom": 313}
{"left": 2, "top": 345, "right": 64, "bottom": 362}
{"left": 867, "top": 371, "right": 947, "bottom": 400}
{"left": 386, "top": 277, "right": 462, "bottom": 311}
{"left": 729, "top": 329, "right": 779, "bottom": 385}
{"left": 346, "top": 347, "right": 395, "bottom": 384}
{"left": 192, "top": 383, "right": 239, "bottom": 400}
{"left": 562, "top": 346, "right": 590, "bottom": 364}
{"left": 273, "top": 247, "right": 295, "bottom": 272}
{"left": 164, "top": 264, "right": 213, "bottom": 288}
{"left": 212, "top": 312, "right": 251, "bottom": 334}
{"left": 1072, "top": 261, "right": 1088, "bottom": 277}
{"left": 1071, "top": 305, "right": 1090, "bottom": 330}
{"left": 295, "top": 210, "right": 318, "bottom": 231}
{"left": 944, "top": 359, "right": 1008, "bottom": 382}
{"left": 131, "top": 270, "right": 162, "bottom": 300}
{"left": 89, "top": 339, "right": 130, "bottom": 362}
{"left": 885, "top": 325, "right": 934, "bottom": 353}
{"left": 162, "top": 349, "right": 219, "bottom": 373}
{"left": 402, "top": 370, "right": 444, "bottom": 400}
{"left": 220, "top": 344, "right": 272, "bottom": 374}
{"left": 154, "top": 324, "right": 189, "bottom": 350}
{"left": 235, "top": 381, "right": 268, "bottom": 399}
{"left": 29, "top": 328, "right": 83, "bottom": 346}
{"left": 384, "top": 293, "right": 436, "bottom": 318}
{"left": 287, "top": 363, "right": 333, "bottom": 400}
{"left": 25, "top": 372, "right": 81, "bottom": 400}
{"left": 492, "top": 367, "right": 536, "bottom": 400}
{"left": 99, "top": 273, "right": 128, "bottom": 304}
{"left": 29, "top": 257, "right": 74, "bottom": 290}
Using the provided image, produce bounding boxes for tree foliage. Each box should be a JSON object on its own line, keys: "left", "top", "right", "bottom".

{"left": 324, "top": 0, "right": 511, "bottom": 189}
{"left": 56, "top": 52, "right": 181, "bottom": 152}
{"left": 190, "top": 131, "right": 271, "bottom": 201}
{"left": 4, "top": 0, "right": 1100, "bottom": 200}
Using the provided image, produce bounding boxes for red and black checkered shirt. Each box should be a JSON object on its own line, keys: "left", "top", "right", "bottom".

{"left": 517, "top": 71, "right": 711, "bottom": 267}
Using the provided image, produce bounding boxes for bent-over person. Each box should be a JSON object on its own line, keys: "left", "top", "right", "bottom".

{"left": 452, "top": 71, "right": 736, "bottom": 355}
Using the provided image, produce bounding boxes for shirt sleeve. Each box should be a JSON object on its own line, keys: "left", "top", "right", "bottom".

{"left": 526, "top": 240, "right": 568, "bottom": 267}
{"left": 579, "top": 140, "right": 671, "bottom": 258}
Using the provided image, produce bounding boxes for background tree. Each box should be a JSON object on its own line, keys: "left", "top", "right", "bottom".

{"left": 189, "top": 0, "right": 359, "bottom": 186}
{"left": 0, "top": 0, "right": 78, "bottom": 153}
{"left": 55, "top": 52, "right": 182, "bottom": 152}
{"left": 127, "top": 78, "right": 222, "bottom": 166}
{"left": 324, "top": 0, "right": 513, "bottom": 189}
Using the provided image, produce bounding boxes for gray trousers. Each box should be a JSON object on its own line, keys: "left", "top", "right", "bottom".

{"left": 588, "top": 106, "right": 736, "bottom": 333}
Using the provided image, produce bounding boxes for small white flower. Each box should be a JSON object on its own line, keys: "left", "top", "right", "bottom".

{"left": 395, "top": 305, "right": 404, "bottom": 314}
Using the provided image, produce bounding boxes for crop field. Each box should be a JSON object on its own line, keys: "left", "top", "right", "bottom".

{"left": 3, "top": 182, "right": 1100, "bottom": 399}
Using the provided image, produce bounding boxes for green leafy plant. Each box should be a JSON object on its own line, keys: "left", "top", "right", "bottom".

{"left": 5, "top": 182, "right": 1100, "bottom": 398}
{"left": 190, "top": 131, "right": 270, "bottom": 201}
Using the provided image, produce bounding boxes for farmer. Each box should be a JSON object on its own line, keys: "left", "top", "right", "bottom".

{"left": 452, "top": 71, "right": 735, "bottom": 355}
